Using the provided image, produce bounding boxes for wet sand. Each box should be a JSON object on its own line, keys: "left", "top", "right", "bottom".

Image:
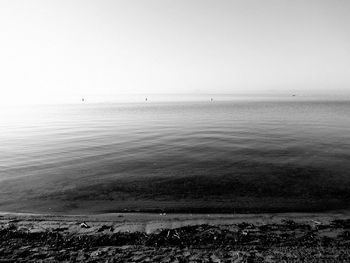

{"left": 1, "top": 211, "right": 350, "bottom": 234}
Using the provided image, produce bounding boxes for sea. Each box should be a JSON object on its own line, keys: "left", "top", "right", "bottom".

{"left": 0, "top": 96, "right": 350, "bottom": 214}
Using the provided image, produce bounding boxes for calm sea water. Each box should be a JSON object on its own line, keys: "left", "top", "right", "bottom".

{"left": 0, "top": 98, "right": 350, "bottom": 213}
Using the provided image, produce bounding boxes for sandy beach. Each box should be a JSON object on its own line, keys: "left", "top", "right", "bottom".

{"left": 2, "top": 0, "right": 350, "bottom": 262}
{"left": 1, "top": 211, "right": 349, "bottom": 262}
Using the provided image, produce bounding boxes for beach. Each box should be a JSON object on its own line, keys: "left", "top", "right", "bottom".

{"left": 2, "top": 0, "right": 350, "bottom": 261}
{"left": 1, "top": 211, "right": 349, "bottom": 262}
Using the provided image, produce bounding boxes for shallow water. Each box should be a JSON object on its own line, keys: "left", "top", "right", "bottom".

{"left": 0, "top": 98, "right": 350, "bottom": 213}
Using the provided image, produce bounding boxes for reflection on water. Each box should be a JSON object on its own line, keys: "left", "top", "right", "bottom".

{"left": 0, "top": 99, "right": 350, "bottom": 213}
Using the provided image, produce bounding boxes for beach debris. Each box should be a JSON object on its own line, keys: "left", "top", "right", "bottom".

{"left": 331, "top": 219, "right": 350, "bottom": 229}
{"left": 52, "top": 227, "right": 69, "bottom": 232}
{"left": 80, "top": 222, "right": 90, "bottom": 229}
{"left": 6, "top": 223, "right": 18, "bottom": 231}
{"left": 237, "top": 222, "right": 255, "bottom": 229}
{"left": 311, "top": 220, "right": 322, "bottom": 225}
{"left": 282, "top": 219, "right": 297, "bottom": 227}
{"left": 210, "top": 254, "right": 221, "bottom": 262}
{"left": 310, "top": 220, "right": 323, "bottom": 230}
{"left": 97, "top": 225, "right": 114, "bottom": 232}
{"left": 241, "top": 230, "right": 248, "bottom": 236}
{"left": 8, "top": 219, "right": 21, "bottom": 223}
{"left": 339, "top": 231, "right": 350, "bottom": 240}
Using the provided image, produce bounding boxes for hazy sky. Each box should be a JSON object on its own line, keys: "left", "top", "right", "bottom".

{"left": 1, "top": 0, "right": 350, "bottom": 103}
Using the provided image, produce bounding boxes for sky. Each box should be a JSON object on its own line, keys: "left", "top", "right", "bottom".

{"left": 0, "top": 0, "right": 350, "bottom": 104}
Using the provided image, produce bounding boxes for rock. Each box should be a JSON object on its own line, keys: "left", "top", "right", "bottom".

{"left": 264, "top": 255, "right": 276, "bottom": 263}
{"left": 210, "top": 254, "right": 221, "bottom": 263}
{"left": 91, "top": 250, "right": 103, "bottom": 257}
{"left": 183, "top": 251, "right": 191, "bottom": 257}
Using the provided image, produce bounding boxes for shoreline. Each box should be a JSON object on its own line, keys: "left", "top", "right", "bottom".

{"left": 1, "top": 210, "right": 349, "bottom": 234}
{"left": 1, "top": 211, "right": 349, "bottom": 262}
